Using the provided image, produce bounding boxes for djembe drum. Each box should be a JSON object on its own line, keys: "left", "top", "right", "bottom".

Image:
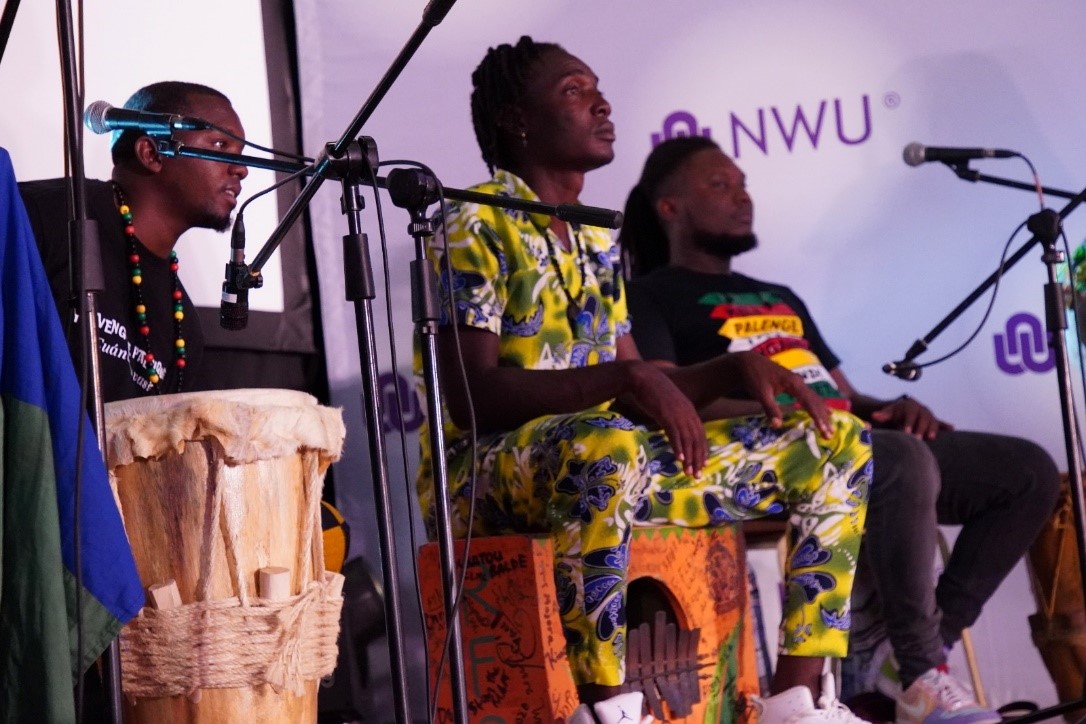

{"left": 104, "top": 389, "right": 346, "bottom": 723}
{"left": 1027, "top": 476, "right": 1086, "bottom": 720}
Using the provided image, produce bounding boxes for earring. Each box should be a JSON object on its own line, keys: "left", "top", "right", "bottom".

{"left": 520, "top": 130, "right": 527, "bottom": 148}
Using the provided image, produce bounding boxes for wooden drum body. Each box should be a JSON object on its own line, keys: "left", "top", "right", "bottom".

{"left": 1028, "top": 476, "right": 1086, "bottom": 719}
{"left": 105, "top": 389, "right": 346, "bottom": 723}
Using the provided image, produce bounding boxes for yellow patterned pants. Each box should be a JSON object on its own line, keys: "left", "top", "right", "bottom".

{"left": 422, "top": 408, "right": 872, "bottom": 687}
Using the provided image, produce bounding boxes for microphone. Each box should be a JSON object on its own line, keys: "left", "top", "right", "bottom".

{"left": 882, "top": 360, "right": 921, "bottom": 381}
{"left": 220, "top": 215, "right": 257, "bottom": 330}
{"left": 422, "top": 0, "right": 457, "bottom": 25}
{"left": 83, "top": 100, "right": 211, "bottom": 136}
{"left": 902, "top": 142, "right": 1016, "bottom": 167}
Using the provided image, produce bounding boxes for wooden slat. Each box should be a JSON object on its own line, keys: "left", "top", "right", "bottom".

{"left": 639, "top": 621, "right": 664, "bottom": 720}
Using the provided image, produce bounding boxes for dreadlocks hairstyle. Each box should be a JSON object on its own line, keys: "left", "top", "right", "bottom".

{"left": 470, "top": 36, "right": 562, "bottom": 174}
{"left": 110, "top": 81, "right": 230, "bottom": 167}
{"left": 618, "top": 135, "right": 721, "bottom": 278}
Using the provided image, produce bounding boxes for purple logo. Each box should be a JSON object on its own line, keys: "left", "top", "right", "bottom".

{"left": 378, "top": 371, "right": 424, "bottom": 432}
{"left": 651, "top": 94, "right": 875, "bottom": 157}
{"left": 651, "top": 110, "right": 712, "bottom": 146}
{"left": 994, "top": 312, "right": 1054, "bottom": 374}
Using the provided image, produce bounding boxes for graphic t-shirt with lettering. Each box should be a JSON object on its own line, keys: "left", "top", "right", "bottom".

{"left": 18, "top": 178, "right": 204, "bottom": 402}
{"left": 628, "top": 266, "right": 849, "bottom": 409}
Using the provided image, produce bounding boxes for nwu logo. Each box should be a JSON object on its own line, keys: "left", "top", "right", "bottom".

{"left": 378, "top": 371, "right": 424, "bottom": 432}
{"left": 650, "top": 110, "right": 711, "bottom": 146}
{"left": 651, "top": 94, "right": 876, "bottom": 157}
{"left": 993, "top": 312, "right": 1054, "bottom": 375}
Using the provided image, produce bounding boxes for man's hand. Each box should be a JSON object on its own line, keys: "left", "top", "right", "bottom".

{"left": 869, "top": 395, "right": 953, "bottom": 439}
{"left": 626, "top": 361, "right": 708, "bottom": 477}
{"left": 720, "top": 351, "right": 834, "bottom": 438}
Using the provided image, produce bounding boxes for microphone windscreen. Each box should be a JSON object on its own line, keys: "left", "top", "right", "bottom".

{"left": 220, "top": 301, "right": 249, "bottom": 330}
{"left": 83, "top": 101, "right": 114, "bottom": 135}
{"left": 902, "top": 142, "right": 926, "bottom": 167}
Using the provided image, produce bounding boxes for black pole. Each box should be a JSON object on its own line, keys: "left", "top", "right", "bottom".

{"left": 1004, "top": 212, "right": 1086, "bottom": 724}
{"left": 944, "top": 161, "right": 1079, "bottom": 200}
{"left": 387, "top": 167, "right": 470, "bottom": 722}
{"left": 53, "top": 0, "right": 119, "bottom": 721}
{"left": 157, "top": 141, "right": 625, "bottom": 234}
{"left": 0, "top": 0, "right": 21, "bottom": 65}
{"left": 338, "top": 162, "right": 414, "bottom": 723}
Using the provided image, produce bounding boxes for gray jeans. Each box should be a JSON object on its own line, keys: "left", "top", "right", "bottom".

{"left": 852, "top": 429, "right": 1060, "bottom": 686}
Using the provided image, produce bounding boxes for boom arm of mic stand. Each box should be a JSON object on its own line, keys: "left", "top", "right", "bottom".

{"left": 441, "top": 185, "right": 623, "bottom": 229}
{"left": 156, "top": 139, "right": 307, "bottom": 174}
{"left": 158, "top": 142, "right": 626, "bottom": 292}
{"left": 889, "top": 185, "right": 1086, "bottom": 373}
{"left": 944, "top": 161, "right": 1078, "bottom": 200}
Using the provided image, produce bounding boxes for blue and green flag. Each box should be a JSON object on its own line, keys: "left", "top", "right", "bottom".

{"left": 0, "top": 147, "right": 143, "bottom": 722}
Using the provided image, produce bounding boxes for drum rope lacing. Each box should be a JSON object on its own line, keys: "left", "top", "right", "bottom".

{"left": 117, "top": 442, "right": 341, "bottom": 699}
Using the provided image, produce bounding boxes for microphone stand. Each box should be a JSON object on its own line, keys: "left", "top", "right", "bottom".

{"left": 386, "top": 168, "right": 469, "bottom": 724}
{"left": 156, "top": 137, "right": 622, "bottom": 724}
{"left": 886, "top": 174, "right": 1086, "bottom": 722}
{"left": 53, "top": 0, "right": 124, "bottom": 721}
{"left": 884, "top": 169, "right": 1078, "bottom": 377}
{"left": 165, "top": 6, "right": 460, "bottom": 713}
{"left": 0, "top": 0, "right": 21, "bottom": 65}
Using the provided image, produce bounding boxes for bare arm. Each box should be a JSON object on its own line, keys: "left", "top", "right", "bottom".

{"left": 438, "top": 326, "right": 646, "bottom": 433}
{"left": 439, "top": 325, "right": 833, "bottom": 476}
{"left": 830, "top": 368, "right": 952, "bottom": 439}
{"left": 697, "top": 398, "right": 766, "bottom": 420}
{"left": 618, "top": 338, "right": 835, "bottom": 469}
{"left": 439, "top": 328, "right": 755, "bottom": 477}
{"left": 644, "top": 360, "right": 784, "bottom": 421}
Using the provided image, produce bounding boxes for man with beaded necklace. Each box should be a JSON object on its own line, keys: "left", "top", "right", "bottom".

{"left": 19, "top": 81, "right": 248, "bottom": 402}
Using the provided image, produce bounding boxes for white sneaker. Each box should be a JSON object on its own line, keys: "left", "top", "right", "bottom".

{"left": 753, "top": 673, "right": 870, "bottom": 724}
{"left": 594, "top": 691, "right": 654, "bottom": 724}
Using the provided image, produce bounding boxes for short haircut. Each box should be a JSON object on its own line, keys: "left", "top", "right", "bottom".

{"left": 619, "top": 136, "right": 721, "bottom": 277}
{"left": 469, "top": 35, "right": 561, "bottom": 174}
{"left": 110, "top": 81, "right": 230, "bottom": 166}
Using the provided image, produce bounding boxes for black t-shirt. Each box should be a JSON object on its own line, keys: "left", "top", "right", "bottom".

{"left": 627, "top": 266, "right": 848, "bottom": 407}
{"left": 18, "top": 178, "right": 204, "bottom": 402}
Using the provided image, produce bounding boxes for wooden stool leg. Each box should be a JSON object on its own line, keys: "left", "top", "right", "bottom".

{"left": 747, "top": 566, "right": 774, "bottom": 694}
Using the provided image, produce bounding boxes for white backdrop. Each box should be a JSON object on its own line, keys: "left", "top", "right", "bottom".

{"left": 296, "top": 0, "right": 1086, "bottom": 713}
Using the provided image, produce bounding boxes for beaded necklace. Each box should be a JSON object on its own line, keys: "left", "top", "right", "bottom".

{"left": 112, "top": 182, "right": 186, "bottom": 393}
{"left": 544, "top": 223, "right": 590, "bottom": 334}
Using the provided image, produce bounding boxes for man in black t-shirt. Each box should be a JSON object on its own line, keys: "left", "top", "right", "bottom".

{"left": 620, "top": 137, "right": 1059, "bottom": 723}
{"left": 19, "top": 81, "right": 249, "bottom": 402}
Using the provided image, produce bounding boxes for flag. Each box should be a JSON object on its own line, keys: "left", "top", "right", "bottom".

{"left": 0, "top": 147, "right": 143, "bottom": 722}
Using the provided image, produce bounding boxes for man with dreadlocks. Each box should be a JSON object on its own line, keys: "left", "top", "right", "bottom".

{"left": 20, "top": 81, "right": 248, "bottom": 402}
{"left": 621, "top": 136, "right": 1058, "bottom": 723}
{"left": 417, "top": 36, "right": 874, "bottom": 724}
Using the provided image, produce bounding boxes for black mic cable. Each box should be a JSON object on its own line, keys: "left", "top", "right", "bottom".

{"left": 886, "top": 150, "right": 1050, "bottom": 379}
{"left": 881, "top": 218, "right": 1030, "bottom": 380}
{"left": 220, "top": 167, "right": 308, "bottom": 329}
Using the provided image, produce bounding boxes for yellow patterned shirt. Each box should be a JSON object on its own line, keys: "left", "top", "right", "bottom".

{"left": 415, "top": 170, "right": 630, "bottom": 523}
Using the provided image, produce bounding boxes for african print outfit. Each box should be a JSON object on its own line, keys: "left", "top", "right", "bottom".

{"left": 415, "top": 170, "right": 872, "bottom": 687}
